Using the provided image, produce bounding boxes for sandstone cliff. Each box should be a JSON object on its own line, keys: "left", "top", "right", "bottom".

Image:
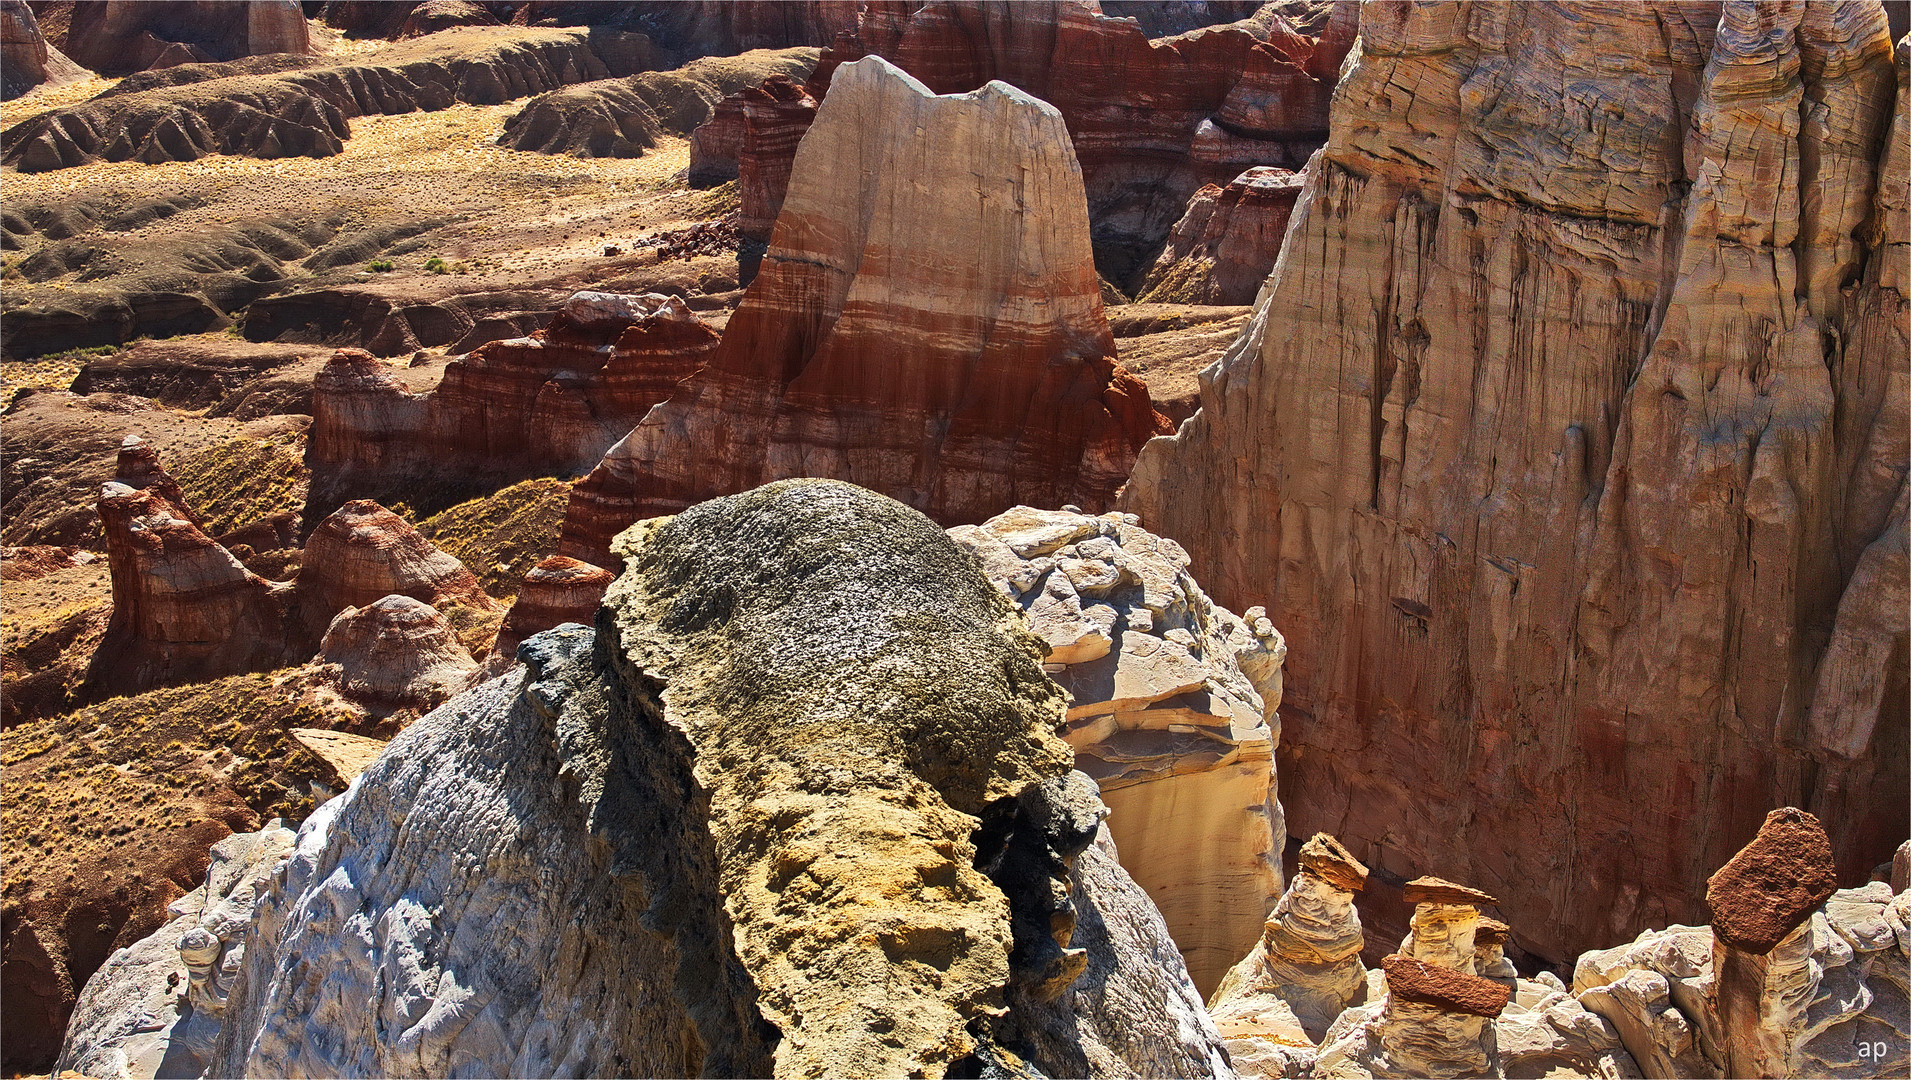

{"left": 800, "top": 0, "right": 1357, "bottom": 284}
{"left": 1137, "top": 167, "right": 1304, "bottom": 306}
{"left": 1121, "top": 1, "right": 1910, "bottom": 964}
{"left": 951, "top": 505, "right": 1286, "bottom": 997}
{"left": 558, "top": 56, "right": 1165, "bottom": 566}
{"left": 306, "top": 293, "right": 719, "bottom": 517}
{"left": 190, "top": 480, "right": 1231, "bottom": 1079}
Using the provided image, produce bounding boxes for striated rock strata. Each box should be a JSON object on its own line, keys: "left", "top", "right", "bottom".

{"left": 1136, "top": 167, "right": 1303, "bottom": 305}
{"left": 84, "top": 482, "right": 293, "bottom": 700}
{"left": 1210, "top": 832, "right": 1369, "bottom": 1060}
{"left": 483, "top": 554, "right": 613, "bottom": 672}
{"left": 1121, "top": 1, "right": 1911, "bottom": 963}
{"left": 199, "top": 479, "right": 1232, "bottom": 1078}
{"left": 306, "top": 292, "right": 718, "bottom": 516}
{"left": 950, "top": 504, "right": 1284, "bottom": 996}
{"left": 312, "top": 594, "right": 479, "bottom": 713}
{"left": 800, "top": 0, "right": 1358, "bottom": 283}
{"left": 559, "top": 57, "right": 1166, "bottom": 566}
{"left": 294, "top": 499, "right": 495, "bottom": 649}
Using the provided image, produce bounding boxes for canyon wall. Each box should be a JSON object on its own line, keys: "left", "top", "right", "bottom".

{"left": 1121, "top": 0, "right": 1910, "bottom": 965}
{"left": 796, "top": 0, "right": 1354, "bottom": 284}
{"left": 558, "top": 56, "right": 1165, "bottom": 566}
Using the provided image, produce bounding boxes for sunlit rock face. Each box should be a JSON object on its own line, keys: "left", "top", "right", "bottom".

{"left": 951, "top": 504, "right": 1285, "bottom": 997}
{"left": 1121, "top": 1, "right": 1910, "bottom": 964}
{"left": 558, "top": 57, "right": 1166, "bottom": 567}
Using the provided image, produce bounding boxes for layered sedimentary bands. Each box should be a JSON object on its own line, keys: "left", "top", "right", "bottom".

{"left": 1205, "top": 812, "right": 1910, "bottom": 1079}
{"left": 952, "top": 506, "right": 1286, "bottom": 996}
{"left": 1122, "top": 0, "right": 1911, "bottom": 966}
{"left": 86, "top": 441, "right": 493, "bottom": 700}
{"left": 59, "top": 481, "right": 1234, "bottom": 1079}
{"left": 557, "top": 56, "right": 1166, "bottom": 565}
{"left": 306, "top": 291, "right": 719, "bottom": 513}
{"left": 794, "top": 0, "right": 1356, "bottom": 282}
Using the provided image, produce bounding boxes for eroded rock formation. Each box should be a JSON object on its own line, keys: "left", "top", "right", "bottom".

{"left": 307, "top": 292, "right": 719, "bottom": 514}
{"left": 1136, "top": 167, "right": 1303, "bottom": 305}
{"left": 559, "top": 57, "right": 1166, "bottom": 566}
{"left": 1209, "top": 833, "right": 1368, "bottom": 1073}
{"left": 294, "top": 500, "right": 495, "bottom": 648}
{"left": 60, "top": 1, "right": 312, "bottom": 75}
{"left": 54, "top": 824, "right": 296, "bottom": 1080}
{"left": 734, "top": 74, "right": 819, "bottom": 278}
{"left": 1, "top": 0, "right": 85, "bottom": 100}
{"left": 500, "top": 47, "right": 820, "bottom": 157}
{"left": 800, "top": 0, "right": 1357, "bottom": 282}
{"left": 1, "top": 26, "right": 662, "bottom": 170}
{"left": 85, "top": 483, "right": 293, "bottom": 700}
{"left": 1121, "top": 1, "right": 1911, "bottom": 963}
{"left": 312, "top": 594, "right": 478, "bottom": 712}
{"left": 950, "top": 505, "right": 1284, "bottom": 995}
{"left": 484, "top": 554, "right": 612, "bottom": 670}
{"left": 1574, "top": 810, "right": 1911, "bottom": 1079}
{"left": 199, "top": 480, "right": 1231, "bottom": 1078}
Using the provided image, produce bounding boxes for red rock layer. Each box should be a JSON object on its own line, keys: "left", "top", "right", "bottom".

{"left": 558, "top": 57, "right": 1167, "bottom": 566}
{"left": 485, "top": 554, "right": 612, "bottom": 668}
{"left": 1705, "top": 808, "right": 1840, "bottom": 955}
{"left": 110, "top": 435, "right": 200, "bottom": 527}
{"left": 315, "top": 593, "right": 478, "bottom": 710}
{"left": 793, "top": 0, "right": 1356, "bottom": 282}
{"left": 84, "top": 484, "right": 293, "bottom": 699}
{"left": 1136, "top": 166, "right": 1302, "bottom": 304}
{"left": 1121, "top": 3, "right": 1908, "bottom": 963}
{"left": 735, "top": 75, "right": 819, "bottom": 280}
{"left": 295, "top": 500, "right": 495, "bottom": 648}
{"left": 306, "top": 294, "right": 721, "bottom": 514}
{"left": 687, "top": 93, "right": 746, "bottom": 185}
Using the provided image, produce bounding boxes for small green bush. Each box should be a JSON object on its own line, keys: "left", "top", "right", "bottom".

{"left": 367, "top": 260, "right": 394, "bottom": 273}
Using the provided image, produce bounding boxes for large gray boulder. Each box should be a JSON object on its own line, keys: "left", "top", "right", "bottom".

{"left": 188, "top": 479, "right": 1230, "bottom": 1078}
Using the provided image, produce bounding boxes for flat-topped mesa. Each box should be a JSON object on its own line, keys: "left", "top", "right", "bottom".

{"left": 307, "top": 295, "right": 720, "bottom": 515}
{"left": 111, "top": 435, "right": 201, "bottom": 526}
{"left": 314, "top": 594, "right": 478, "bottom": 713}
{"left": 484, "top": 555, "right": 613, "bottom": 672}
{"left": 949, "top": 504, "right": 1284, "bottom": 996}
{"left": 557, "top": 57, "right": 1167, "bottom": 567}
{"left": 797, "top": 0, "right": 1353, "bottom": 283}
{"left": 1399, "top": 877, "right": 1498, "bottom": 975}
{"left": 1707, "top": 808, "right": 1843, "bottom": 1079}
{"left": 1118, "top": 0, "right": 1907, "bottom": 967}
{"left": 294, "top": 500, "right": 495, "bottom": 651}
{"left": 1210, "top": 832, "right": 1369, "bottom": 1050}
{"left": 84, "top": 483, "right": 294, "bottom": 699}
{"left": 1136, "top": 168, "right": 1304, "bottom": 305}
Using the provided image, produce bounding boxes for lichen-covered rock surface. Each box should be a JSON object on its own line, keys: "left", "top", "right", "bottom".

{"left": 206, "top": 479, "right": 1232, "bottom": 1079}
